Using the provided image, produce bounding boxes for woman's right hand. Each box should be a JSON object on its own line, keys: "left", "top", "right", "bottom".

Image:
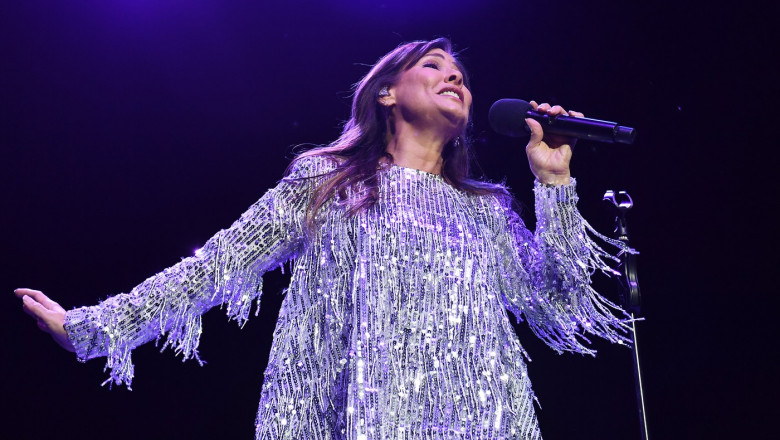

{"left": 15, "top": 288, "right": 75, "bottom": 353}
{"left": 524, "top": 101, "right": 583, "bottom": 186}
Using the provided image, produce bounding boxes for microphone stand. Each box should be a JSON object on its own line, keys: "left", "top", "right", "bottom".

{"left": 603, "top": 190, "right": 649, "bottom": 440}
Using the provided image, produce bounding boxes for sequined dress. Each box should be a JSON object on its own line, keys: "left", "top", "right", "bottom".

{"left": 65, "top": 156, "right": 631, "bottom": 440}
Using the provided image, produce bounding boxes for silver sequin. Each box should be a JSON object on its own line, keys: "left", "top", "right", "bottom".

{"left": 65, "top": 156, "right": 634, "bottom": 439}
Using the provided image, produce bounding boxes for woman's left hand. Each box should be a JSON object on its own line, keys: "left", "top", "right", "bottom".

{"left": 525, "top": 101, "right": 584, "bottom": 185}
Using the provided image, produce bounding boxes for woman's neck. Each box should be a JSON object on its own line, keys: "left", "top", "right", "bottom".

{"left": 385, "top": 125, "right": 450, "bottom": 175}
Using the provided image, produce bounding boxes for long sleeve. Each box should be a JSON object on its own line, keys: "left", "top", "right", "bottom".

{"left": 63, "top": 156, "right": 334, "bottom": 388}
{"left": 495, "top": 178, "right": 636, "bottom": 355}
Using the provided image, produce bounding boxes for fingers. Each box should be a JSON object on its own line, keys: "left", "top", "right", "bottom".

{"left": 22, "top": 295, "right": 58, "bottom": 336}
{"left": 20, "top": 292, "right": 65, "bottom": 337}
{"left": 549, "top": 105, "right": 568, "bottom": 117}
{"left": 14, "top": 287, "right": 36, "bottom": 298}
{"left": 15, "top": 288, "right": 61, "bottom": 311}
{"left": 533, "top": 102, "right": 569, "bottom": 117}
{"left": 524, "top": 118, "right": 543, "bottom": 145}
{"left": 527, "top": 101, "right": 568, "bottom": 147}
{"left": 16, "top": 289, "right": 75, "bottom": 352}
{"left": 530, "top": 101, "right": 585, "bottom": 118}
{"left": 526, "top": 100, "right": 581, "bottom": 151}
{"left": 22, "top": 294, "right": 45, "bottom": 319}
{"left": 26, "top": 299, "right": 66, "bottom": 339}
{"left": 22, "top": 295, "right": 53, "bottom": 324}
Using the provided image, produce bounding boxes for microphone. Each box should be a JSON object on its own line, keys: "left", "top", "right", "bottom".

{"left": 489, "top": 99, "right": 636, "bottom": 144}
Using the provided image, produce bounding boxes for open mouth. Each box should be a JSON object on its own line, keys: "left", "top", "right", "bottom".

{"left": 438, "top": 88, "right": 463, "bottom": 101}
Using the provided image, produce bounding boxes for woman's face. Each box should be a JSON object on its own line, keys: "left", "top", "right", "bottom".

{"left": 387, "top": 48, "right": 472, "bottom": 134}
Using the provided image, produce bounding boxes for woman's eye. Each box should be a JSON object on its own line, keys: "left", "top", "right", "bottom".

{"left": 422, "top": 62, "right": 439, "bottom": 70}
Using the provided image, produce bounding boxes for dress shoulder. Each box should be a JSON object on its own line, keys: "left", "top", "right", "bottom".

{"left": 285, "top": 154, "right": 340, "bottom": 181}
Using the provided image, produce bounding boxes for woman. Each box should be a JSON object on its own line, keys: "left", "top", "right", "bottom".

{"left": 16, "top": 38, "right": 632, "bottom": 439}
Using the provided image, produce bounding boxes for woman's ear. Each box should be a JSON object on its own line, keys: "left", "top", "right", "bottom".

{"left": 378, "top": 86, "right": 395, "bottom": 107}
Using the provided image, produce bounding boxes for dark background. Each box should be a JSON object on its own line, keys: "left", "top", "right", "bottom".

{"left": 2, "top": 1, "right": 777, "bottom": 439}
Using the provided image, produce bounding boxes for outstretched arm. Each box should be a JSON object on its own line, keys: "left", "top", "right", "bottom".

{"left": 15, "top": 156, "right": 335, "bottom": 387}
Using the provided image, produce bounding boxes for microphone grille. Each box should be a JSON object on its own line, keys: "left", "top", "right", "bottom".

{"left": 488, "top": 99, "right": 533, "bottom": 138}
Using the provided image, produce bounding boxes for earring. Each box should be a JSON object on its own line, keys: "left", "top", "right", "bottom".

{"left": 378, "top": 86, "right": 390, "bottom": 97}
{"left": 453, "top": 137, "right": 462, "bottom": 148}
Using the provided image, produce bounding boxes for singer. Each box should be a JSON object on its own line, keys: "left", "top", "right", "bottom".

{"left": 16, "top": 38, "right": 633, "bottom": 439}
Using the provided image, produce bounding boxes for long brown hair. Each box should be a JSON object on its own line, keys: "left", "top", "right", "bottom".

{"left": 290, "top": 38, "right": 508, "bottom": 231}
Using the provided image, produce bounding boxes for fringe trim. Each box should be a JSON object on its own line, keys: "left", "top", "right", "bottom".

{"left": 101, "top": 336, "right": 135, "bottom": 389}
{"left": 97, "top": 234, "right": 265, "bottom": 389}
{"left": 208, "top": 232, "right": 266, "bottom": 327}
{"left": 525, "top": 179, "right": 638, "bottom": 355}
{"left": 66, "top": 156, "right": 322, "bottom": 389}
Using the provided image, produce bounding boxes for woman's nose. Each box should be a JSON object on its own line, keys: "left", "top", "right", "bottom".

{"left": 446, "top": 70, "right": 463, "bottom": 85}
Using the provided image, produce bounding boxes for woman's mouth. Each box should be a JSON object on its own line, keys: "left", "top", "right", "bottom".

{"left": 438, "top": 87, "right": 463, "bottom": 101}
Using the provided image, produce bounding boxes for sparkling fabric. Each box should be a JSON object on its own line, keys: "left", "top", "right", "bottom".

{"left": 64, "top": 156, "right": 633, "bottom": 439}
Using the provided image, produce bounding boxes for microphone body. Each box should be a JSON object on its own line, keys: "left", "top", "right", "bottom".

{"left": 489, "top": 99, "right": 636, "bottom": 144}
